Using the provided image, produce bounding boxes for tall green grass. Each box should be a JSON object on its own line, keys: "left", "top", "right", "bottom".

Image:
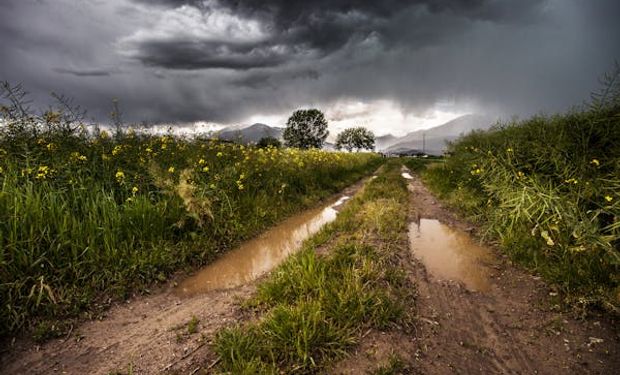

{"left": 417, "top": 69, "right": 620, "bottom": 314}
{"left": 213, "top": 161, "right": 414, "bottom": 374}
{"left": 0, "top": 85, "right": 383, "bottom": 337}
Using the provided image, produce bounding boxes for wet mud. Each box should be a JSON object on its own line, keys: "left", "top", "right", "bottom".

{"left": 177, "top": 196, "right": 349, "bottom": 296}
{"left": 408, "top": 218, "right": 495, "bottom": 292}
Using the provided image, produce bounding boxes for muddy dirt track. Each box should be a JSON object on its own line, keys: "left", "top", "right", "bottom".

{"left": 404, "top": 169, "right": 619, "bottom": 374}
{"left": 1, "top": 168, "right": 618, "bottom": 374}
{"left": 0, "top": 179, "right": 366, "bottom": 375}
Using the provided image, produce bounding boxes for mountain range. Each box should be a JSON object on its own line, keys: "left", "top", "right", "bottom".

{"left": 216, "top": 123, "right": 283, "bottom": 143}
{"left": 214, "top": 114, "right": 494, "bottom": 154}
{"left": 380, "top": 114, "right": 494, "bottom": 155}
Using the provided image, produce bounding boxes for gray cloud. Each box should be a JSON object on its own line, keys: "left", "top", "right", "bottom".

{"left": 53, "top": 67, "right": 119, "bottom": 77}
{"left": 0, "top": 0, "right": 619, "bottom": 130}
{"left": 133, "top": 40, "right": 294, "bottom": 70}
{"left": 122, "top": 0, "right": 548, "bottom": 71}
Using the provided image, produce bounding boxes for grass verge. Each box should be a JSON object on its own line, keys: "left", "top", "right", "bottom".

{"left": 213, "top": 160, "right": 415, "bottom": 374}
{"left": 404, "top": 71, "right": 620, "bottom": 314}
{"left": 0, "top": 85, "right": 384, "bottom": 337}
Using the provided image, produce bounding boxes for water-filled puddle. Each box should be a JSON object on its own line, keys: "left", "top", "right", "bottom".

{"left": 408, "top": 219, "right": 495, "bottom": 292}
{"left": 401, "top": 172, "right": 413, "bottom": 179}
{"left": 176, "top": 196, "right": 350, "bottom": 296}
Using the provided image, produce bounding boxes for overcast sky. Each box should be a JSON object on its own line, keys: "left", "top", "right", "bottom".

{"left": 1, "top": 0, "right": 619, "bottom": 135}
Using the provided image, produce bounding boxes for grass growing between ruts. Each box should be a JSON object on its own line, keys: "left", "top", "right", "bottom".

{"left": 213, "top": 161, "right": 415, "bottom": 374}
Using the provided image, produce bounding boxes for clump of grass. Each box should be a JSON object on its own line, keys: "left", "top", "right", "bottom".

{"left": 417, "top": 65, "right": 620, "bottom": 314}
{"left": 402, "top": 157, "right": 442, "bottom": 174}
{"left": 213, "top": 161, "right": 414, "bottom": 373}
{"left": 187, "top": 315, "right": 199, "bottom": 334}
{"left": 0, "top": 82, "right": 384, "bottom": 337}
{"left": 369, "top": 353, "right": 407, "bottom": 375}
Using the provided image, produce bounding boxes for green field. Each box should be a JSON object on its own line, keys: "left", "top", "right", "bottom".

{"left": 0, "top": 114, "right": 382, "bottom": 337}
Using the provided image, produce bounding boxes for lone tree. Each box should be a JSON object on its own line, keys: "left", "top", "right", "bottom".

{"left": 283, "top": 109, "right": 329, "bottom": 149}
{"left": 335, "top": 127, "right": 375, "bottom": 152}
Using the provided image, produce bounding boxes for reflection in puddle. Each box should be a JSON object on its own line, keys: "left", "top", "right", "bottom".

{"left": 401, "top": 172, "right": 413, "bottom": 179}
{"left": 408, "top": 219, "right": 495, "bottom": 292}
{"left": 332, "top": 196, "right": 350, "bottom": 207}
{"left": 177, "top": 196, "right": 350, "bottom": 296}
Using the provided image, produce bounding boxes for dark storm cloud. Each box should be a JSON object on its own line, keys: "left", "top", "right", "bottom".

{"left": 124, "top": 0, "right": 548, "bottom": 71}
{"left": 53, "top": 68, "right": 118, "bottom": 77}
{"left": 230, "top": 69, "right": 320, "bottom": 89}
{"left": 1, "top": 0, "right": 619, "bottom": 128}
{"left": 135, "top": 40, "right": 293, "bottom": 70}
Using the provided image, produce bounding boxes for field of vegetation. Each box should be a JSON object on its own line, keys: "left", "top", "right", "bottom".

{"left": 214, "top": 160, "right": 414, "bottom": 374}
{"left": 411, "top": 75, "right": 620, "bottom": 314}
{"left": 0, "top": 88, "right": 382, "bottom": 337}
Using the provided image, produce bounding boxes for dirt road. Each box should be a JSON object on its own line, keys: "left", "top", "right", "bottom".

{"left": 0, "top": 179, "right": 367, "bottom": 375}
{"left": 405, "top": 170, "right": 619, "bottom": 374}
{"left": 1, "top": 170, "right": 618, "bottom": 374}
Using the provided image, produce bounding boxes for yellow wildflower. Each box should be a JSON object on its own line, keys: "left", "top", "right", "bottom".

{"left": 70, "top": 152, "right": 87, "bottom": 162}
{"left": 216, "top": 152, "right": 223, "bottom": 157}
{"left": 112, "top": 145, "right": 123, "bottom": 156}
{"left": 115, "top": 170, "right": 125, "bottom": 182}
{"left": 540, "top": 230, "right": 555, "bottom": 246}
{"left": 168, "top": 166, "right": 175, "bottom": 173}
{"left": 591, "top": 159, "right": 600, "bottom": 167}
{"left": 145, "top": 147, "right": 153, "bottom": 153}
{"left": 605, "top": 196, "right": 613, "bottom": 202}
{"left": 506, "top": 148, "right": 513, "bottom": 152}
{"left": 198, "top": 158, "right": 206, "bottom": 165}
{"left": 132, "top": 186, "right": 139, "bottom": 194}
{"left": 202, "top": 166, "right": 209, "bottom": 173}
{"left": 35, "top": 165, "right": 50, "bottom": 180}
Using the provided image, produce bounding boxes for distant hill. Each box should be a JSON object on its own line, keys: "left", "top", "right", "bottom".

{"left": 375, "top": 134, "right": 399, "bottom": 150}
{"left": 217, "top": 123, "right": 283, "bottom": 144}
{"left": 383, "top": 114, "right": 494, "bottom": 155}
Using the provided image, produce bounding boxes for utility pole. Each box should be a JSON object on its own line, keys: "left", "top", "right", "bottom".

{"left": 422, "top": 133, "right": 426, "bottom": 154}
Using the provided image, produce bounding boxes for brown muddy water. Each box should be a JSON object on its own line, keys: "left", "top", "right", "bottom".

{"left": 408, "top": 218, "right": 495, "bottom": 292}
{"left": 176, "top": 196, "right": 350, "bottom": 296}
